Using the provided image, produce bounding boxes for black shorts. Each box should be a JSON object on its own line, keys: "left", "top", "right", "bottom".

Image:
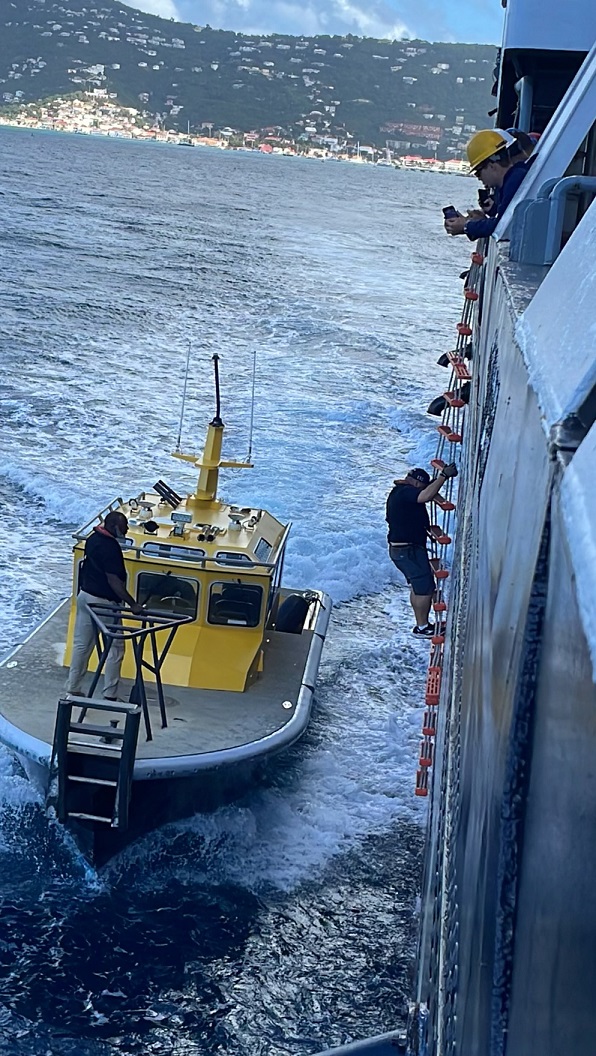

{"left": 389, "top": 543, "right": 435, "bottom": 596}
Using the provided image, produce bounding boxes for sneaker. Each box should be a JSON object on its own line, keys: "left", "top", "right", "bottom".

{"left": 412, "top": 623, "right": 435, "bottom": 638}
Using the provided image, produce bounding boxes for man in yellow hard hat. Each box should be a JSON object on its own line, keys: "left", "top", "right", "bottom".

{"left": 444, "top": 128, "right": 529, "bottom": 240}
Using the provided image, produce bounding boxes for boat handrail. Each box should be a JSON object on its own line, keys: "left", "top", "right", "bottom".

{"left": 75, "top": 543, "right": 278, "bottom": 574}
{"left": 83, "top": 603, "right": 193, "bottom": 741}
{"left": 72, "top": 522, "right": 293, "bottom": 577}
{"left": 72, "top": 497, "right": 124, "bottom": 539}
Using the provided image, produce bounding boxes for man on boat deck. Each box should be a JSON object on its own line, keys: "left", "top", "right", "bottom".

{"left": 66, "top": 511, "right": 142, "bottom": 700}
{"left": 387, "top": 465, "right": 458, "bottom": 638}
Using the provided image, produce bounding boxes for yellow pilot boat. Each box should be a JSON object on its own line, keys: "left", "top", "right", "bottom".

{"left": 0, "top": 357, "right": 331, "bottom": 862}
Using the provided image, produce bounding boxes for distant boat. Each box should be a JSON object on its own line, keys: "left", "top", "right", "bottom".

{"left": 178, "top": 120, "right": 193, "bottom": 146}
{"left": 376, "top": 148, "right": 394, "bottom": 167}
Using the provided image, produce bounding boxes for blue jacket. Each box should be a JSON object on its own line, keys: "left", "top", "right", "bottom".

{"left": 465, "top": 161, "right": 528, "bottom": 241}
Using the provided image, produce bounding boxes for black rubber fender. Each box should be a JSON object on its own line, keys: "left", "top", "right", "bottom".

{"left": 275, "top": 594, "right": 309, "bottom": 634}
{"left": 427, "top": 395, "right": 447, "bottom": 416}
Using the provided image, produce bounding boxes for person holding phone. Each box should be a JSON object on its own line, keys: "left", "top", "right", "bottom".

{"left": 478, "top": 188, "right": 495, "bottom": 215}
{"left": 444, "top": 128, "right": 530, "bottom": 240}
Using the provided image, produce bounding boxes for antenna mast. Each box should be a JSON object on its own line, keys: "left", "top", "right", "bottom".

{"left": 175, "top": 339, "right": 193, "bottom": 452}
{"left": 247, "top": 351, "right": 256, "bottom": 463}
{"left": 211, "top": 353, "right": 223, "bottom": 426}
{"left": 172, "top": 353, "right": 253, "bottom": 506}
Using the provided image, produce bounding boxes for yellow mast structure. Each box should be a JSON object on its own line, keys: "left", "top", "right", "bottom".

{"left": 171, "top": 353, "right": 252, "bottom": 508}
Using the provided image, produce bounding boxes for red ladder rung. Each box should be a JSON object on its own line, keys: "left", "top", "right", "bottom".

{"left": 419, "top": 737, "right": 434, "bottom": 767}
{"left": 444, "top": 391, "right": 466, "bottom": 408}
{"left": 464, "top": 289, "right": 479, "bottom": 301}
{"left": 426, "top": 666, "right": 442, "bottom": 706}
{"left": 428, "top": 525, "right": 451, "bottom": 544}
{"left": 453, "top": 364, "right": 471, "bottom": 381}
{"left": 471, "top": 252, "right": 484, "bottom": 265}
{"left": 415, "top": 769, "right": 429, "bottom": 797}
{"left": 457, "top": 323, "right": 473, "bottom": 336}
{"left": 433, "top": 601, "right": 448, "bottom": 612}
{"left": 431, "top": 458, "right": 446, "bottom": 470}
{"left": 430, "top": 558, "right": 450, "bottom": 579}
{"left": 437, "top": 426, "right": 463, "bottom": 443}
{"left": 448, "top": 358, "right": 471, "bottom": 381}
{"left": 422, "top": 709, "right": 438, "bottom": 737}
{"left": 433, "top": 497, "right": 456, "bottom": 512}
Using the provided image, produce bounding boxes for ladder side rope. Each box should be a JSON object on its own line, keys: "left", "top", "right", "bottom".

{"left": 415, "top": 249, "right": 483, "bottom": 798}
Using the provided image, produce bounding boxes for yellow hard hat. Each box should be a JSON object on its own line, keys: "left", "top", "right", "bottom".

{"left": 466, "top": 128, "right": 516, "bottom": 172}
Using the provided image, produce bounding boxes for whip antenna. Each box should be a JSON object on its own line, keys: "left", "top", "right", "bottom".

{"left": 211, "top": 353, "right": 223, "bottom": 425}
{"left": 247, "top": 351, "right": 257, "bottom": 463}
{"left": 176, "top": 339, "right": 193, "bottom": 452}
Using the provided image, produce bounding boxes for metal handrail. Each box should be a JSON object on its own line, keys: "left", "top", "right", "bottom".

{"left": 544, "top": 175, "right": 596, "bottom": 263}
{"left": 71, "top": 498, "right": 123, "bottom": 539}
{"left": 81, "top": 604, "right": 192, "bottom": 741}
{"left": 86, "top": 602, "right": 193, "bottom": 642}
{"left": 72, "top": 521, "right": 293, "bottom": 577}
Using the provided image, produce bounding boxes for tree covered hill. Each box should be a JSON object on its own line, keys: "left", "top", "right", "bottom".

{"left": 0, "top": 0, "right": 497, "bottom": 152}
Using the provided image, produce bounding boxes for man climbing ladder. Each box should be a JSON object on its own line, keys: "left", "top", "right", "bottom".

{"left": 386, "top": 464, "right": 458, "bottom": 637}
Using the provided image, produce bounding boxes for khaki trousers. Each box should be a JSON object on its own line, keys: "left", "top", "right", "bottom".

{"left": 66, "top": 590, "right": 124, "bottom": 699}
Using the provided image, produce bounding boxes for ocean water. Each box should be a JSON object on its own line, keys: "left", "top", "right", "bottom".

{"left": 0, "top": 128, "right": 469, "bottom": 1055}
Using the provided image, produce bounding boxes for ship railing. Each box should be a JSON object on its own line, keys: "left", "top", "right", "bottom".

{"left": 510, "top": 175, "right": 596, "bottom": 265}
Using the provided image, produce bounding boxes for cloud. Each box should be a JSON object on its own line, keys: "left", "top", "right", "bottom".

{"left": 167, "top": 0, "right": 412, "bottom": 38}
{"left": 130, "top": 0, "right": 502, "bottom": 43}
{"left": 134, "top": 0, "right": 181, "bottom": 19}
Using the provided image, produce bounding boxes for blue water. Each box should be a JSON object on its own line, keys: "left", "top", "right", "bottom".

{"left": 0, "top": 128, "right": 469, "bottom": 1054}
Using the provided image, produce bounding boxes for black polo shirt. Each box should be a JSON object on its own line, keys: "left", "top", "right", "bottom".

{"left": 80, "top": 528, "right": 126, "bottom": 602}
{"left": 386, "top": 484, "right": 430, "bottom": 546}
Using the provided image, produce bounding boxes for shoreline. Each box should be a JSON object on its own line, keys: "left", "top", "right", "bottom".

{"left": 0, "top": 118, "right": 469, "bottom": 175}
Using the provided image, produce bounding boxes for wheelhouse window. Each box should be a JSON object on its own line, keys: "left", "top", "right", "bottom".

{"left": 215, "top": 551, "right": 254, "bottom": 567}
{"left": 137, "top": 572, "right": 199, "bottom": 619}
{"left": 254, "top": 538, "right": 272, "bottom": 562}
{"left": 143, "top": 542, "right": 206, "bottom": 563}
{"left": 208, "top": 582, "right": 263, "bottom": 627}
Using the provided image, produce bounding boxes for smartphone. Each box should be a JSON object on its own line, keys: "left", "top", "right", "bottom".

{"left": 478, "top": 189, "right": 492, "bottom": 207}
{"left": 442, "top": 205, "right": 461, "bottom": 219}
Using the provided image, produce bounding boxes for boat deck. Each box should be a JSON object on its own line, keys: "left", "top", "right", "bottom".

{"left": 0, "top": 602, "right": 313, "bottom": 759}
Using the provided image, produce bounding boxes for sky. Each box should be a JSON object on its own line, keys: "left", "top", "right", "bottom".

{"left": 131, "top": 0, "right": 504, "bottom": 45}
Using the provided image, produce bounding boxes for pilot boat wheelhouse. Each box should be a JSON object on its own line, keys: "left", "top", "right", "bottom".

{"left": 0, "top": 361, "right": 331, "bottom": 863}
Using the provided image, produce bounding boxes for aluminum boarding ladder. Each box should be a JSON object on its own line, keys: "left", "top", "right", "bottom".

{"left": 48, "top": 697, "right": 141, "bottom": 829}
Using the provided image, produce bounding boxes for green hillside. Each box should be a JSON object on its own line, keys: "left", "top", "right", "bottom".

{"left": 0, "top": 0, "right": 496, "bottom": 152}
